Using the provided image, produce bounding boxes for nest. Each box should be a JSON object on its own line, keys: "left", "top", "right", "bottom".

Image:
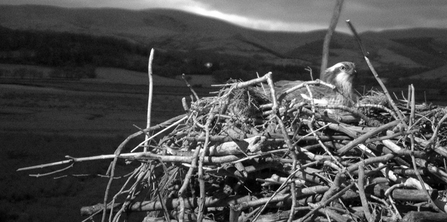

{"left": 18, "top": 72, "right": 447, "bottom": 222}
{"left": 73, "top": 72, "right": 447, "bottom": 222}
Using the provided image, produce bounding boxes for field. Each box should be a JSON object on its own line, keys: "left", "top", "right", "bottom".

{"left": 1, "top": 82, "right": 184, "bottom": 136}
{"left": 0, "top": 66, "right": 214, "bottom": 221}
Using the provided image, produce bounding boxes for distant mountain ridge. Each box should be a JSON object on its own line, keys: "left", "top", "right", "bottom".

{"left": 1, "top": 4, "right": 447, "bottom": 78}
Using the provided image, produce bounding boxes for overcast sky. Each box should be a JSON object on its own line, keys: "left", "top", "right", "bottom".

{"left": 1, "top": 0, "right": 446, "bottom": 33}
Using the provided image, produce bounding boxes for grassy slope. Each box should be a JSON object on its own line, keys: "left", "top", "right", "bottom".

{"left": 0, "top": 64, "right": 206, "bottom": 221}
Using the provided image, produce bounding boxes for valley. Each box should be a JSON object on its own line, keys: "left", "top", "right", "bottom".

{"left": 1, "top": 4, "right": 447, "bottom": 221}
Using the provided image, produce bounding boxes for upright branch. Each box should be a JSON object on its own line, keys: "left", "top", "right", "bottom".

{"left": 320, "top": 0, "right": 345, "bottom": 79}
{"left": 145, "top": 48, "right": 155, "bottom": 152}
{"left": 346, "top": 20, "right": 405, "bottom": 124}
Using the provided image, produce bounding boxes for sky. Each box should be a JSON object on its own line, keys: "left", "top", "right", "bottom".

{"left": 1, "top": 0, "right": 446, "bottom": 33}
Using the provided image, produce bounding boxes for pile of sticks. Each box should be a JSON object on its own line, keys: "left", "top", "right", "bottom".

{"left": 17, "top": 48, "right": 447, "bottom": 222}
{"left": 18, "top": 69, "right": 447, "bottom": 221}
{"left": 68, "top": 70, "right": 446, "bottom": 222}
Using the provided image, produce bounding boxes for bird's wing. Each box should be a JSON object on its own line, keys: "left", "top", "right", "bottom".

{"left": 275, "top": 80, "right": 334, "bottom": 102}
{"left": 249, "top": 80, "right": 336, "bottom": 105}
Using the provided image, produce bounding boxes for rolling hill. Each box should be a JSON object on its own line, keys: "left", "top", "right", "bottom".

{"left": 0, "top": 4, "right": 447, "bottom": 78}
{"left": 410, "top": 64, "right": 447, "bottom": 81}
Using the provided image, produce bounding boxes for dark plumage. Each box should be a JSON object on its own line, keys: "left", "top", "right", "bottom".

{"left": 271, "top": 62, "right": 356, "bottom": 106}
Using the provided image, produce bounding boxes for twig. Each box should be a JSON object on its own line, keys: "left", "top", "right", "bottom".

{"left": 101, "top": 131, "right": 142, "bottom": 222}
{"left": 256, "top": 71, "right": 267, "bottom": 95}
{"left": 426, "top": 112, "right": 447, "bottom": 149}
{"left": 305, "top": 66, "right": 313, "bottom": 81}
{"left": 101, "top": 113, "right": 185, "bottom": 222}
{"left": 111, "top": 164, "right": 148, "bottom": 222}
{"left": 29, "top": 163, "right": 74, "bottom": 177}
{"left": 182, "top": 73, "right": 199, "bottom": 101}
{"left": 131, "top": 115, "right": 188, "bottom": 152}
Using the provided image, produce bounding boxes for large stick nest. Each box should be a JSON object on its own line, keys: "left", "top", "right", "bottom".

{"left": 75, "top": 73, "right": 447, "bottom": 222}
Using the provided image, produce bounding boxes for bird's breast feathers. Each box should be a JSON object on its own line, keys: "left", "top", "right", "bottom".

{"left": 334, "top": 70, "right": 353, "bottom": 95}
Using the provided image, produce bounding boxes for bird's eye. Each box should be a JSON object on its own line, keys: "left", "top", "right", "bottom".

{"left": 340, "top": 66, "right": 346, "bottom": 70}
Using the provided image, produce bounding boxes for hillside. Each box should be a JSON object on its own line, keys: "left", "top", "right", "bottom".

{"left": 1, "top": 5, "right": 447, "bottom": 80}
{"left": 363, "top": 28, "right": 447, "bottom": 67}
{"left": 0, "top": 5, "right": 304, "bottom": 61}
{"left": 410, "top": 64, "right": 447, "bottom": 81}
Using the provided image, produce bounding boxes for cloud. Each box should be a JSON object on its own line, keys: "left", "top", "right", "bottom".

{"left": 189, "top": 0, "right": 447, "bottom": 32}
{"left": 343, "top": 0, "right": 447, "bottom": 31}
{"left": 1, "top": 0, "right": 446, "bottom": 32}
{"left": 0, "top": 0, "right": 199, "bottom": 10}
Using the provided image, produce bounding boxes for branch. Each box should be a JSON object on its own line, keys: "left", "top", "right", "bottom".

{"left": 320, "top": 0, "right": 345, "bottom": 78}
{"left": 346, "top": 20, "right": 406, "bottom": 125}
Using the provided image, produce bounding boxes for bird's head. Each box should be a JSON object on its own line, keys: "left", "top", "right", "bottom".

{"left": 323, "top": 62, "right": 356, "bottom": 86}
{"left": 323, "top": 62, "right": 356, "bottom": 105}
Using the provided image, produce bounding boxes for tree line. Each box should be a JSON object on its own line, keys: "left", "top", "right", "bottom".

{"left": 0, "top": 26, "right": 310, "bottom": 82}
{"left": 0, "top": 26, "right": 147, "bottom": 69}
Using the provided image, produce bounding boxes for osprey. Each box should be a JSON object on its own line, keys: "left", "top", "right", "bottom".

{"left": 272, "top": 62, "right": 356, "bottom": 106}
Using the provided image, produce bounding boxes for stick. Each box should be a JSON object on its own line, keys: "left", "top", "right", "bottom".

{"left": 182, "top": 73, "right": 199, "bottom": 101}
{"left": 358, "top": 162, "right": 374, "bottom": 222}
{"left": 346, "top": 20, "right": 405, "bottom": 125}
{"left": 298, "top": 182, "right": 356, "bottom": 222}
{"left": 131, "top": 115, "right": 188, "bottom": 152}
{"left": 17, "top": 114, "right": 188, "bottom": 172}
{"left": 211, "top": 72, "right": 272, "bottom": 88}
{"left": 197, "top": 108, "right": 217, "bottom": 222}
{"left": 337, "top": 119, "right": 401, "bottom": 154}
{"left": 408, "top": 85, "right": 438, "bottom": 211}
{"left": 320, "top": 0, "right": 345, "bottom": 79}
{"left": 145, "top": 48, "right": 155, "bottom": 152}
{"left": 279, "top": 79, "right": 336, "bottom": 101}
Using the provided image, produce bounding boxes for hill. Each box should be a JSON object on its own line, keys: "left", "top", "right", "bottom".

{"left": 410, "top": 64, "right": 447, "bottom": 81}
{"left": 363, "top": 28, "right": 447, "bottom": 65}
{"left": 1, "top": 4, "right": 447, "bottom": 81}
{"left": 0, "top": 5, "right": 308, "bottom": 62}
